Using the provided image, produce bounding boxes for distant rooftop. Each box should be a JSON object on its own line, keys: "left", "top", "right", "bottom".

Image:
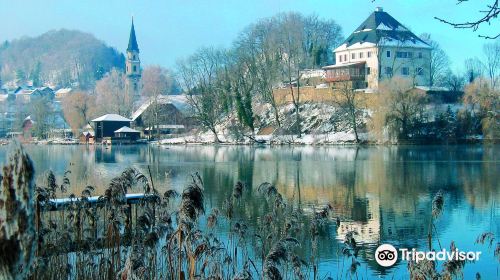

{"left": 114, "top": 126, "right": 140, "bottom": 133}
{"left": 91, "top": 114, "right": 132, "bottom": 122}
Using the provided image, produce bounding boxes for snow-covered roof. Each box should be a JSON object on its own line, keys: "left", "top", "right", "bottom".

{"left": 55, "top": 88, "right": 72, "bottom": 94}
{"left": 415, "top": 86, "right": 450, "bottom": 92}
{"left": 16, "top": 89, "right": 35, "bottom": 95}
{"left": 92, "top": 114, "right": 132, "bottom": 122}
{"left": 114, "top": 126, "right": 140, "bottom": 133}
{"left": 130, "top": 94, "right": 190, "bottom": 122}
{"left": 335, "top": 7, "right": 431, "bottom": 52}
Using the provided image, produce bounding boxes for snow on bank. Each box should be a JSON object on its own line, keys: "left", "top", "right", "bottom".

{"left": 157, "top": 102, "right": 372, "bottom": 145}
{"left": 157, "top": 131, "right": 366, "bottom": 145}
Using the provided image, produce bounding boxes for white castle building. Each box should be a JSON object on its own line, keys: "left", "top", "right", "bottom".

{"left": 323, "top": 7, "right": 432, "bottom": 91}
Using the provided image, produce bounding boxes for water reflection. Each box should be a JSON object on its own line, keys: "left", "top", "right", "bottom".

{"left": 0, "top": 144, "right": 498, "bottom": 278}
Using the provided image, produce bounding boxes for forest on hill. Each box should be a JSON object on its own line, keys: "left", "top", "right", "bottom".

{"left": 0, "top": 29, "right": 124, "bottom": 89}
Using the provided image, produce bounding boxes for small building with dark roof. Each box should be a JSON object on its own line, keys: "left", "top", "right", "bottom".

{"left": 91, "top": 114, "right": 132, "bottom": 142}
{"left": 323, "top": 7, "right": 432, "bottom": 90}
{"left": 114, "top": 126, "right": 140, "bottom": 141}
{"left": 79, "top": 131, "right": 95, "bottom": 144}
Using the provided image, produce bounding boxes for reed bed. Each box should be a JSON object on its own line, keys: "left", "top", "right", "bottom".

{"left": 1, "top": 146, "right": 497, "bottom": 280}
{"left": 28, "top": 166, "right": 356, "bottom": 280}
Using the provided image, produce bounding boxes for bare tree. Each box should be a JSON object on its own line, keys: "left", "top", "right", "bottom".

{"left": 463, "top": 78, "right": 499, "bottom": 139}
{"left": 61, "top": 91, "right": 95, "bottom": 134}
{"left": 435, "top": 0, "right": 499, "bottom": 39}
{"left": 464, "top": 57, "right": 485, "bottom": 83}
{"left": 226, "top": 48, "right": 256, "bottom": 136}
{"left": 234, "top": 13, "right": 343, "bottom": 131}
{"left": 30, "top": 97, "right": 56, "bottom": 139}
{"left": 276, "top": 13, "right": 307, "bottom": 137}
{"left": 95, "top": 69, "right": 132, "bottom": 117}
{"left": 237, "top": 18, "right": 282, "bottom": 127}
{"left": 420, "top": 33, "right": 450, "bottom": 86}
{"left": 444, "top": 71, "right": 465, "bottom": 92}
{"left": 483, "top": 39, "right": 500, "bottom": 88}
{"left": 334, "top": 82, "right": 365, "bottom": 142}
{"left": 177, "top": 47, "right": 229, "bottom": 142}
{"left": 376, "top": 77, "right": 428, "bottom": 140}
{"left": 142, "top": 66, "right": 174, "bottom": 140}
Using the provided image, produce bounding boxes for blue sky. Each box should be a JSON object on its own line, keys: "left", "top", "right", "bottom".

{"left": 0, "top": 0, "right": 496, "bottom": 72}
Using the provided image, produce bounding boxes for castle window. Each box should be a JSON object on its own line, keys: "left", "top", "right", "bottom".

{"left": 133, "top": 65, "right": 137, "bottom": 72}
{"left": 386, "top": 50, "right": 391, "bottom": 58}
{"left": 401, "top": 67, "right": 409, "bottom": 75}
{"left": 344, "top": 54, "right": 347, "bottom": 61}
{"left": 339, "top": 55, "right": 342, "bottom": 62}
{"left": 351, "top": 53, "right": 355, "bottom": 60}
{"left": 367, "top": 51, "right": 372, "bottom": 58}
{"left": 359, "top": 52, "right": 364, "bottom": 59}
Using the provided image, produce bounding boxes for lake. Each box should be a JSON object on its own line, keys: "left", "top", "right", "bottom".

{"left": 1, "top": 144, "right": 499, "bottom": 279}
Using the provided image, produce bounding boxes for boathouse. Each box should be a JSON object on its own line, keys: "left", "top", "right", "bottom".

{"left": 92, "top": 114, "right": 132, "bottom": 142}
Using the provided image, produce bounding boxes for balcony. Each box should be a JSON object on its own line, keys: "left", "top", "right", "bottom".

{"left": 323, "top": 62, "right": 366, "bottom": 83}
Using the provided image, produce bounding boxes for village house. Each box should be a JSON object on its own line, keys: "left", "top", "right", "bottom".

{"left": 54, "top": 88, "right": 73, "bottom": 99}
{"left": 92, "top": 114, "right": 133, "bottom": 142}
{"left": 323, "top": 7, "right": 432, "bottom": 91}
{"left": 114, "top": 126, "right": 140, "bottom": 142}
{"left": 130, "top": 95, "right": 186, "bottom": 138}
{"left": 15, "top": 86, "right": 54, "bottom": 103}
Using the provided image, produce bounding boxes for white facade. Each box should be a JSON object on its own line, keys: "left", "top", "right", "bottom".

{"left": 325, "top": 7, "right": 432, "bottom": 90}
{"left": 334, "top": 44, "right": 431, "bottom": 89}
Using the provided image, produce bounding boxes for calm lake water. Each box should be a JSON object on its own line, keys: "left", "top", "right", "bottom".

{"left": 1, "top": 144, "right": 499, "bottom": 279}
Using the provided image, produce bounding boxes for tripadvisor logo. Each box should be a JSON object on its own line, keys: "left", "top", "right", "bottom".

{"left": 375, "top": 244, "right": 398, "bottom": 267}
{"left": 375, "top": 243, "right": 482, "bottom": 267}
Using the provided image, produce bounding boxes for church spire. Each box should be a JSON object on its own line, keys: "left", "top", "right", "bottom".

{"left": 127, "top": 17, "right": 139, "bottom": 52}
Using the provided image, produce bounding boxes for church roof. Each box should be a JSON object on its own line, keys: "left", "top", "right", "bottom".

{"left": 336, "top": 8, "right": 431, "bottom": 51}
{"left": 127, "top": 18, "right": 139, "bottom": 52}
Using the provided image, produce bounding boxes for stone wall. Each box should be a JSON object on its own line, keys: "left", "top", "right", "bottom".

{"left": 272, "top": 86, "right": 379, "bottom": 105}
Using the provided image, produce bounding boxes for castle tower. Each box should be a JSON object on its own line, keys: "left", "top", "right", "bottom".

{"left": 125, "top": 17, "right": 141, "bottom": 102}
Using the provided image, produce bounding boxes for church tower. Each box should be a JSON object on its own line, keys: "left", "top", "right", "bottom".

{"left": 125, "top": 17, "right": 141, "bottom": 102}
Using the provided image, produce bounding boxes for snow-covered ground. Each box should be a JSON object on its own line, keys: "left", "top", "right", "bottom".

{"left": 158, "top": 102, "right": 371, "bottom": 145}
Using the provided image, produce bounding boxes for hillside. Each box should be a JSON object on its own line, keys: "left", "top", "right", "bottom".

{"left": 0, "top": 29, "right": 125, "bottom": 89}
